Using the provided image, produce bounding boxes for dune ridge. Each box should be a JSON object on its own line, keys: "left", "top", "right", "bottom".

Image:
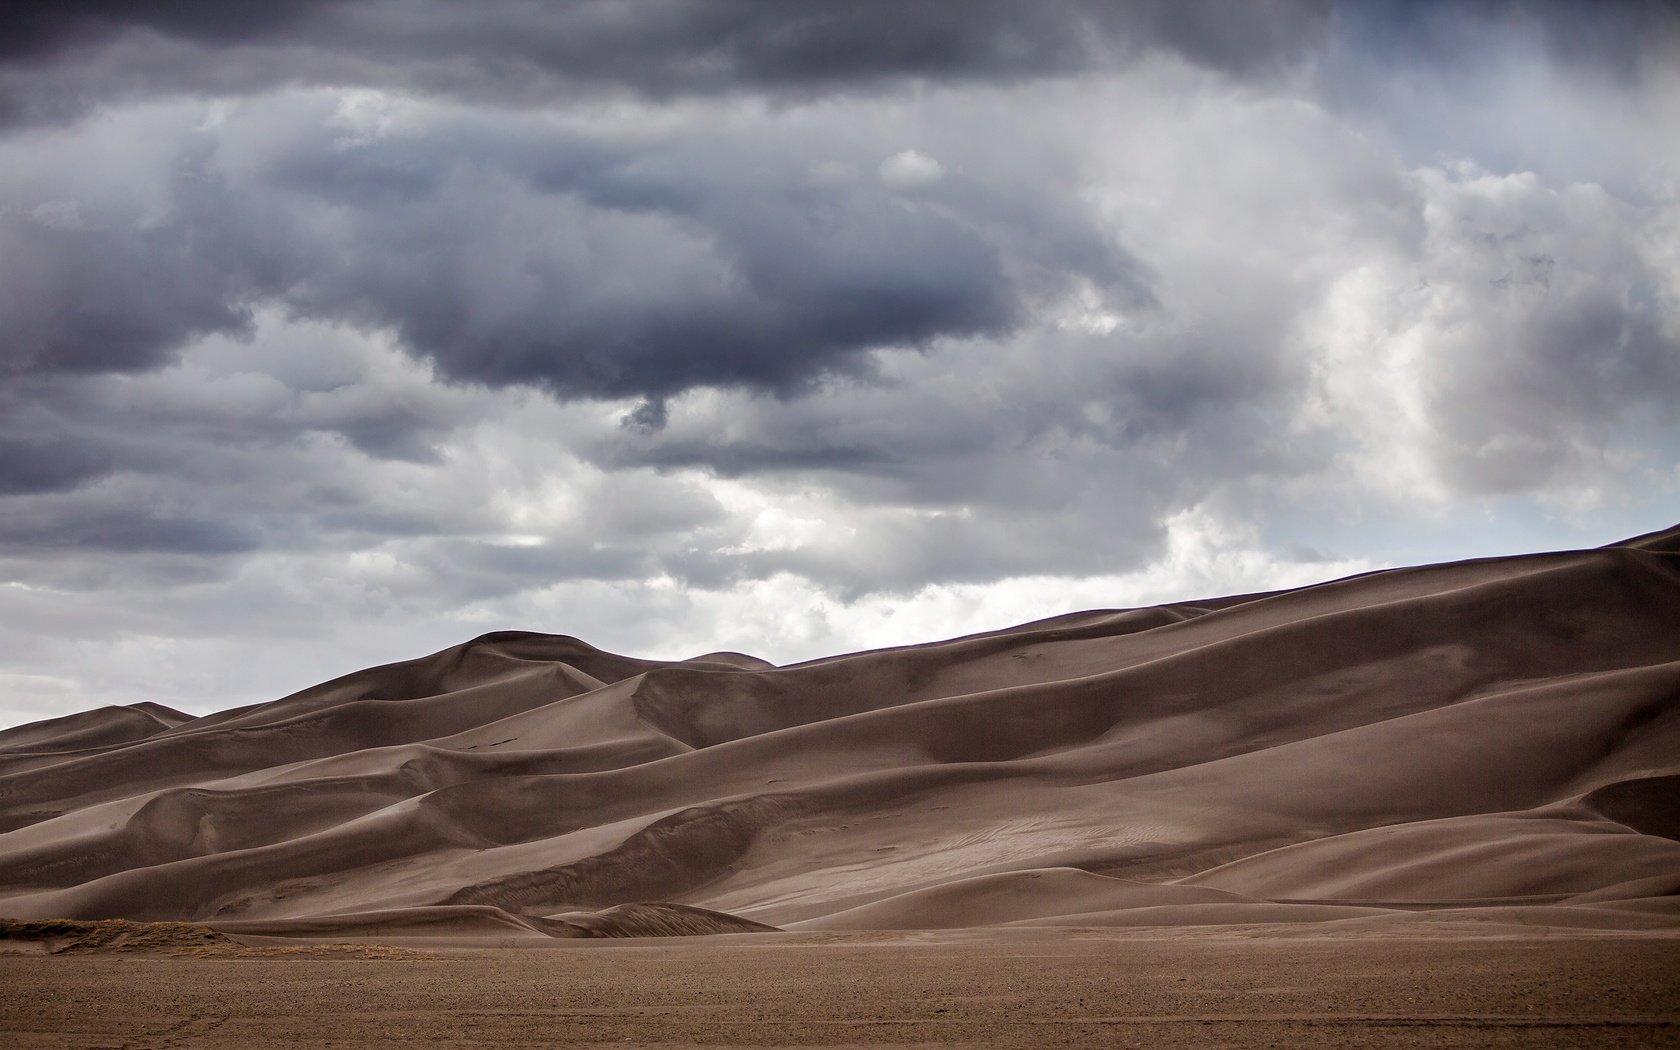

{"left": 1, "top": 527, "right": 1677, "bottom": 939}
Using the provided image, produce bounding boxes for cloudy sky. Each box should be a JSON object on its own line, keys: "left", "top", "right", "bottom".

{"left": 2, "top": 1, "right": 1677, "bottom": 728}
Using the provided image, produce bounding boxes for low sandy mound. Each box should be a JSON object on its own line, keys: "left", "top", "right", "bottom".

{"left": 1005, "top": 901, "right": 1391, "bottom": 927}
{"left": 1181, "top": 813, "right": 1680, "bottom": 901}
{"left": 541, "top": 902, "right": 779, "bottom": 937}
{"left": 212, "top": 902, "right": 776, "bottom": 942}
{"left": 791, "top": 868, "right": 1254, "bottom": 930}
{"left": 0, "top": 524, "right": 1676, "bottom": 936}
{"left": 0, "top": 918, "right": 233, "bottom": 954}
{"left": 213, "top": 905, "right": 553, "bottom": 941}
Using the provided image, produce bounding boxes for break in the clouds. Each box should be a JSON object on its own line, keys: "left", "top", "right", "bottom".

{"left": 0, "top": 1, "right": 1677, "bottom": 727}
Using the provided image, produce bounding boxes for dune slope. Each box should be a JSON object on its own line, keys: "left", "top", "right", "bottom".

{"left": 1, "top": 527, "right": 1677, "bottom": 937}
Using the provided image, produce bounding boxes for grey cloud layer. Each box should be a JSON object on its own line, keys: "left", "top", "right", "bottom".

{"left": 0, "top": 0, "right": 1332, "bottom": 125}
{"left": 3, "top": 65, "right": 1674, "bottom": 584}
{"left": 7, "top": 0, "right": 1671, "bottom": 131}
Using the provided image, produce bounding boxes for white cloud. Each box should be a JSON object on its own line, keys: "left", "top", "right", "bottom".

{"left": 879, "top": 148, "right": 945, "bottom": 189}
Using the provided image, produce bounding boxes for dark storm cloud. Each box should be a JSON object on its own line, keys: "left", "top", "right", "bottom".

{"left": 0, "top": 0, "right": 1294, "bottom": 403}
{"left": 11, "top": 0, "right": 1671, "bottom": 127}
{"left": 0, "top": 1, "right": 343, "bottom": 61}
{"left": 3, "top": 98, "right": 1145, "bottom": 403}
{"left": 0, "top": 502, "right": 261, "bottom": 556}
{"left": 0, "top": 144, "right": 296, "bottom": 376}
{"left": 281, "top": 141, "right": 1014, "bottom": 400}
{"left": 0, "top": 0, "right": 1331, "bottom": 119}
{"left": 330, "top": 416, "right": 446, "bottom": 463}
{"left": 0, "top": 435, "right": 114, "bottom": 495}
{"left": 332, "top": 152, "right": 1025, "bottom": 399}
{"left": 605, "top": 435, "right": 894, "bottom": 479}
{"left": 0, "top": 322, "right": 486, "bottom": 572}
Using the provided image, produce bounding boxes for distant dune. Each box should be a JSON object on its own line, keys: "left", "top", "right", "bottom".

{"left": 2, "top": 525, "right": 1677, "bottom": 942}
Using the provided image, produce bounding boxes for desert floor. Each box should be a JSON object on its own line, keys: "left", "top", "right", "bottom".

{"left": 4, "top": 928, "right": 1679, "bottom": 1049}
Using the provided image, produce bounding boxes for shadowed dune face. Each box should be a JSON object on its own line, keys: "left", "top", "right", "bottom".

{"left": 1, "top": 527, "right": 1678, "bottom": 938}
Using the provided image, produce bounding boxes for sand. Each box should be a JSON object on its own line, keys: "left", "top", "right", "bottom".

{"left": 2, "top": 929, "right": 1677, "bottom": 1047}
{"left": 1, "top": 525, "right": 1678, "bottom": 1043}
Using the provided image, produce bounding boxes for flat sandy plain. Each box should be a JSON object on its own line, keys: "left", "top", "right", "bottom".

{"left": 5, "top": 928, "right": 1679, "bottom": 1049}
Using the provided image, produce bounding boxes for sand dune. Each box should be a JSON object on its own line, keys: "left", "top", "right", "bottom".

{"left": 1, "top": 526, "right": 1677, "bottom": 939}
